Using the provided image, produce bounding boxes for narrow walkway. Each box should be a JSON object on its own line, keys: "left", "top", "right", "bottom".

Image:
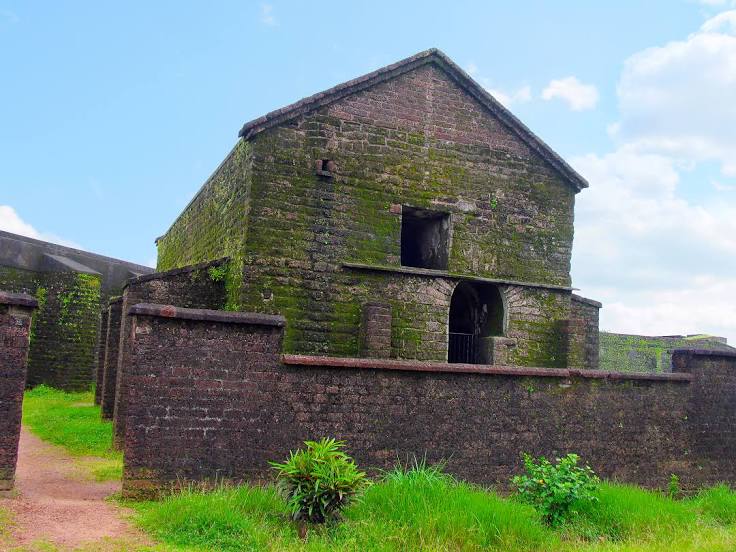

{"left": 0, "top": 427, "right": 148, "bottom": 551}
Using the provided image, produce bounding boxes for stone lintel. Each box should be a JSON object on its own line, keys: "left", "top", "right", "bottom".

{"left": 129, "top": 303, "right": 286, "bottom": 327}
{"left": 342, "top": 262, "right": 574, "bottom": 292}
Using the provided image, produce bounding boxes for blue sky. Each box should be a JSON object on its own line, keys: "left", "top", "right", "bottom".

{"left": 2, "top": 1, "right": 736, "bottom": 341}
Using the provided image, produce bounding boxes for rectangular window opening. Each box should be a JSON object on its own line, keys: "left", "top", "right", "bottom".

{"left": 400, "top": 207, "right": 450, "bottom": 270}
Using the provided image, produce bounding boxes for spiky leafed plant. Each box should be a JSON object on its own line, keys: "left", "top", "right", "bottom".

{"left": 270, "top": 438, "right": 370, "bottom": 524}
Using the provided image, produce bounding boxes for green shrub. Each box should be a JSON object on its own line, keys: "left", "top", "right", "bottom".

{"left": 270, "top": 438, "right": 370, "bottom": 524}
{"left": 511, "top": 453, "right": 600, "bottom": 527}
{"left": 668, "top": 473, "right": 681, "bottom": 499}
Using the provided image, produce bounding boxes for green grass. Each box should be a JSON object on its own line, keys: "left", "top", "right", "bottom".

{"left": 22, "top": 385, "right": 122, "bottom": 481}
{"left": 129, "top": 466, "right": 736, "bottom": 552}
{"left": 18, "top": 389, "right": 736, "bottom": 550}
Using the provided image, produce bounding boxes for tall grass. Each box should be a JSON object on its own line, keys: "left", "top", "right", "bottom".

{"left": 22, "top": 385, "right": 122, "bottom": 481}
{"left": 130, "top": 465, "right": 736, "bottom": 552}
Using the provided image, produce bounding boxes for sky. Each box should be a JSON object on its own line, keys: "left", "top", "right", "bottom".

{"left": 1, "top": 1, "right": 735, "bottom": 342}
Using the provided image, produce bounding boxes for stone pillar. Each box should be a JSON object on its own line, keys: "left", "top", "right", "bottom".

{"left": 0, "top": 291, "right": 38, "bottom": 491}
{"left": 360, "top": 302, "right": 392, "bottom": 358}
{"left": 94, "top": 306, "right": 109, "bottom": 405}
{"left": 482, "top": 336, "right": 517, "bottom": 365}
{"left": 101, "top": 297, "right": 123, "bottom": 420}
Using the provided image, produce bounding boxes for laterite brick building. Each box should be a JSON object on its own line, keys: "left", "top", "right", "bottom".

{"left": 155, "top": 48, "right": 599, "bottom": 369}
{"left": 77, "top": 49, "right": 736, "bottom": 497}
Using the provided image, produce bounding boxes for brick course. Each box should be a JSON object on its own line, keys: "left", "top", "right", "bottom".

{"left": 0, "top": 291, "right": 37, "bottom": 491}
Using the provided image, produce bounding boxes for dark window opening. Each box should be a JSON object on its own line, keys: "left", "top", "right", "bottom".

{"left": 448, "top": 282, "right": 504, "bottom": 364}
{"left": 316, "top": 159, "right": 335, "bottom": 177}
{"left": 400, "top": 207, "right": 450, "bottom": 270}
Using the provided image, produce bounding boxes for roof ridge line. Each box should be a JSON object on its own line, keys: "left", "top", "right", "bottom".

{"left": 237, "top": 48, "right": 588, "bottom": 192}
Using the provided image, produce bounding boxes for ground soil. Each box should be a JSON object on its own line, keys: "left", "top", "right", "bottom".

{"left": 0, "top": 428, "right": 150, "bottom": 551}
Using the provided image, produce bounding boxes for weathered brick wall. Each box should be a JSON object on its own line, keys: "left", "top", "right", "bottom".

{"left": 26, "top": 272, "right": 102, "bottom": 390}
{"left": 568, "top": 295, "right": 601, "bottom": 370}
{"left": 112, "top": 260, "right": 229, "bottom": 446}
{"left": 600, "top": 332, "right": 734, "bottom": 373}
{"left": 94, "top": 306, "right": 109, "bottom": 405}
{"left": 121, "top": 303, "right": 736, "bottom": 498}
{"left": 100, "top": 297, "right": 123, "bottom": 419}
{"left": 0, "top": 291, "right": 37, "bottom": 491}
{"left": 672, "top": 349, "right": 736, "bottom": 485}
{"left": 155, "top": 61, "right": 578, "bottom": 366}
{"left": 0, "top": 266, "right": 102, "bottom": 390}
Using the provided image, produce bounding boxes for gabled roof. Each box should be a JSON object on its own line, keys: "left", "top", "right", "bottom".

{"left": 238, "top": 48, "right": 588, "bottom": 192}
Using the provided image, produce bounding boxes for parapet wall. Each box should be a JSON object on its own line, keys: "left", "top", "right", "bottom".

{"left": 0, "top": 291, "right": 37, "bottom": 491}
{"left": 120, "top": 302, "right": 736, "bottom": 498}
{"left": 600, "top": 331, "right": 735, "bottom": 373}
{"left": 110, "top": 259, "right": 229, "bottom": 447}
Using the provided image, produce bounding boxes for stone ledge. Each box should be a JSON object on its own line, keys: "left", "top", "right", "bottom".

{"left": 125, "top": 258, "right": 229, "bottom": 287}
{"left": 342, "top": 263, "right": 574, "bottom": 292}
{"left": 281, "top": 355, "right": 693, "bottom": 382}
{"left": 673, "top": 348, "right": 736, "bottom": 359}
{"left": 571, "top": 294, "right": 603, "bottom": 308}
{"left": 129, "top": 303, "right": 286, "bottom": 327}
{"left": 0, "top": 291, "right": 38, "bottom": 309}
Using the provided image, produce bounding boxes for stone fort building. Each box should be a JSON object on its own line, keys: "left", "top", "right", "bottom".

{"left": 155, "top": 48, "right": 600, "bottom": 370}
{"left": 4, "top": 49, "right": 733, "bottom": 498}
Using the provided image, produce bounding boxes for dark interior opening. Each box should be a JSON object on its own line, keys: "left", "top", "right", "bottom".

{"left": 448, "top": 282, "right": 504, "bottom": 364}
{"left": 400, "top": 207, "right": 450, "bottom": 270}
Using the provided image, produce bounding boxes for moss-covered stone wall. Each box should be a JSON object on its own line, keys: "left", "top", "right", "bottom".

{"left": 0, "top": 266, "right": 102, "bottom": 390}
{"left": 600, "top": 332, "right": 735, "bottom": 373}
{"left": 156, "top": 63, "right": 579, "bottom": 366}
{"left": 156, "top": 141, "right": 252, "bottom": 310}
{"left": 239, "top": 64, "right": 575, "bottom": 363}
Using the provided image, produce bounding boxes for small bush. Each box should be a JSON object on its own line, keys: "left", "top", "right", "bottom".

{"left": 668, "top": 473, "right": 681, "bottom": 499}
{"left": 511, "top": 453, "right": 600, "bottom": 527}
{"left": 270, "top": 438, "right": 370, "bottom": 524}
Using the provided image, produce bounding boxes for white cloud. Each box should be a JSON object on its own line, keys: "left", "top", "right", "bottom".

{"left": 487, "top": 85, "right": 532, "bottom": 107}
{"left": 696, "top": 0, "right": 736, "bottom": 7}
{"left": 0, "top": 205, "right": 82, "bottom": 248}
{"left": 542, "top": 76, "right": 599, "bottom": 111}
{"left": 571, "top": 148, "right": 736, "bottom": 344}
{"left": 260, "top": 4, "right": 276, "bottom": 26}
{"left": 613, "top": 10, "right": 736, "bottom": 176}
{"left": 464, "top": 62, "right": 532, "bottom": 108}
{"left": 569, "top": 11, "right": 736, "bottom": 344}
{"left": 714, "top": 180, "right": 736, "bottom": 191}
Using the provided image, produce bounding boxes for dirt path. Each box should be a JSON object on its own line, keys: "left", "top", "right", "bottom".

{"left": 0, "top": 427, "right": 150, "bottom": 551}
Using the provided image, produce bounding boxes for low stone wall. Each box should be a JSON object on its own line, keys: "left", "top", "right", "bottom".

{"left": 112, "top": 259, "right": 229, "bottom": 447}
{"left": 94, "top": 306, "right": 109, "bottom": 405}
{"left": 0, "top": 291, "right": 37, "bottom": 491}
{"left": 120, "top": 302, "right": 736, "bottom": 498}
{"left": 100, "top": 297, "right": 123, "bottom": 419}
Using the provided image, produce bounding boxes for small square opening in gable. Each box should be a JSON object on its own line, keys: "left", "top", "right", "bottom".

{"left": 400, "top": 207, "right": 450, "bottom": 270}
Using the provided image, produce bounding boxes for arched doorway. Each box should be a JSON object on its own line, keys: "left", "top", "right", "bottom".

{"left": 448, "top": 282, "right": 504, "bottom": 364}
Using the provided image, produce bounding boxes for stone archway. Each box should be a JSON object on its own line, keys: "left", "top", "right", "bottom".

{"left": 448, "top": 281, "right": 504, "bottom": 364}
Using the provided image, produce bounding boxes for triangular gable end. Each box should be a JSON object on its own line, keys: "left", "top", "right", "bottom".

{"left": 238, "top": 48, "right": 588, "bottom": 193}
